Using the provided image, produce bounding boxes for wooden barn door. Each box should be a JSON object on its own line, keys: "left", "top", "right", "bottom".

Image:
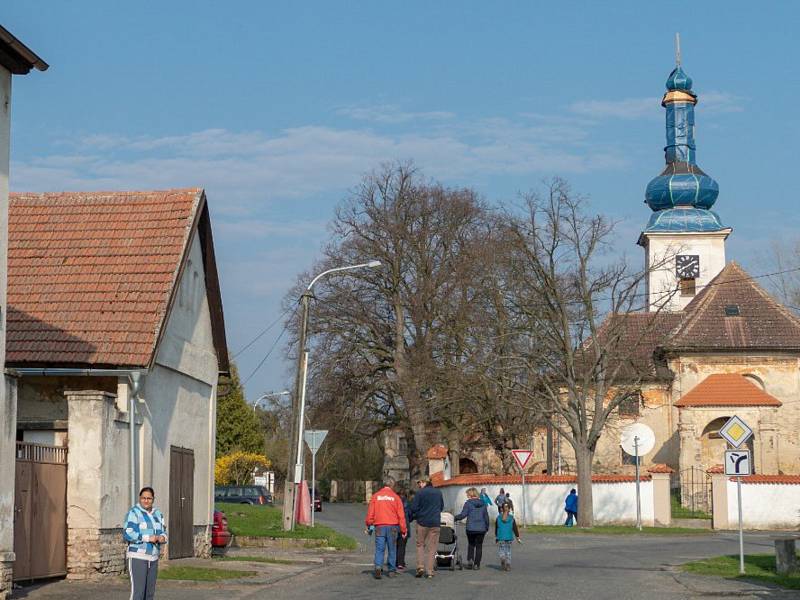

{"left": 169, "top": 446, "right": 194, "bottom": 558}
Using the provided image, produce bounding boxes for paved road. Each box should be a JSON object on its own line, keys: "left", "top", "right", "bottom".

{"left": 13, "top": 503, "right": 797, "bottom": 599}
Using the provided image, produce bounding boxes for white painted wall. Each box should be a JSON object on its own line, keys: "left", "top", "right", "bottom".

{"left": 725, "top": 480, "right": 800, "bottom": 530}
{"left": 139, "top": 232, "right": 219, "bottom": 531}
{"left": 439, "top": 480, "right": 655, "bottom": 526}
{"left": 0, "top": 63, "right": 13, "bottom": 559}
{"left": 643, "top": 231, "right": 728, "bottom": 312}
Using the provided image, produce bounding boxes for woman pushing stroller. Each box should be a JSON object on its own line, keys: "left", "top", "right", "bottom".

{"left": 454, "top": 487, "right": 489, "bottom": 570}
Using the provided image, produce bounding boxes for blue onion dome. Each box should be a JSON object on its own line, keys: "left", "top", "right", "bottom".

{"left": 665, "top": 66, "right": 693, "bottom": 91}
{"left": 643, "top": 62, "right": 724, "bottom": 233}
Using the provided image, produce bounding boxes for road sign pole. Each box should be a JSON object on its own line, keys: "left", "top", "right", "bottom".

{"left": 521, "top": 471, "right": 526, "bottom": 526}
{"left": 311, "top": 446, "right": 316, "bottom": 527}
{"left": 737, "top": 476, "right": 744, "bottom": 574}
{"left": 634, "top": 436, "right": 641, "bottom": 531}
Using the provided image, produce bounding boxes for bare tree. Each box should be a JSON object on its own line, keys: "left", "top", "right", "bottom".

{"left": 285, "top": 162, "right": 490, "bottom": 476}
{"left": 501, "top": 179, "right": 674, "bottom": 526}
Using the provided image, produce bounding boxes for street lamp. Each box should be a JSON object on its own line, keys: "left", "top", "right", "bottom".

{"left": 282, "top": 260, "right": 382, "bottom": 531}
{"left": 252, "top": 390, "right": 290, "bottom": 412}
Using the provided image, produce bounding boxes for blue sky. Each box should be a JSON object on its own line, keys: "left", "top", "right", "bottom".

{"left": 4, "top": 2, "right": 800, "bottom": 400}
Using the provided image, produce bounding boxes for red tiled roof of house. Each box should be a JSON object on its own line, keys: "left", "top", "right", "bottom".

{"left": 668, "top": 262, "right": 800, "bottom": 351}
{"left": 647, "top": 464, "right": 675, "bottom": 474}
{"left": 433, "top": 473, "right": 651, "bottom": 487}
{"left": 674, "top": 373, "right": 782, "bottom": 407}
{"left": 739, "top": 475, "right": 800, "bottom": 485}
{"left": 7, "top": 189, "right": 228, "bottom": 370}
{"left": 707, "top": 464, "right": 724, "bottom": 474}
{"left": 427, "top": 444, "right": 449, "bottom": 459}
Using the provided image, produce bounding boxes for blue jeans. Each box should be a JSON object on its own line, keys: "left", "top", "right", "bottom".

{"left": 373, "top": 526, "right": 399, "bottom": 571}
{"left": 565, "top": 511, "right": 576, "bottom": 526}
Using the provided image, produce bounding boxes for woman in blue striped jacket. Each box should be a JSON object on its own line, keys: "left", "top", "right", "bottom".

{"left": 123, "top": 487, "right": 167, "bottom": 600}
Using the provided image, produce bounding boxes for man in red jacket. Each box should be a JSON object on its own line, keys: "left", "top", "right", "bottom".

{"left": 365, "top": 477, "right": 407, "bottom": 579}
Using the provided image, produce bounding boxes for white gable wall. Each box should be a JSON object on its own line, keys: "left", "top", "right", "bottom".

{"left": 139, "top": 232, "right": 219, "bottom": 552}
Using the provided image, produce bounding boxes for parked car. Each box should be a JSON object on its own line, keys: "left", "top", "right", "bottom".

{"left": 311, "top": 490, "right": 322, "bottom": 512}
{"left": 215, "top": 485, "right": 273, "bottom": 505}
{"left": 211, "top": 509, "right": 232, "bottom": 548}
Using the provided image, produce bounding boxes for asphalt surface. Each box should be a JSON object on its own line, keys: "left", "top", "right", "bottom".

{"left": 12, "top": 503, "right": 798, "bottom": 599}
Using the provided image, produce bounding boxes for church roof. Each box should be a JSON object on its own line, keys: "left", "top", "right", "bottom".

{"left": 667, "top": 262, "right": 800, "bottom": 351}
{"left": 674, "top": 373, "right": 782, "bottom": 407}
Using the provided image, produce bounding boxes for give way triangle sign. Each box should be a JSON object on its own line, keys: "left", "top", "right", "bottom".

{"left": 511, "top": 449, "right": 533, "bottom": 471}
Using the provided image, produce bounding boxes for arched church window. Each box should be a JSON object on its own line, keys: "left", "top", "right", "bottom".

{"left": 618, "top": 391, "right": 642, "bottom": 417}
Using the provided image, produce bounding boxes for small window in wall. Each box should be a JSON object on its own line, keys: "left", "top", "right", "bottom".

{"left": 398, "top": 435, "right": 408, "bottom": 455}
{"left": 680, "top": 278, "right": 696, "bottom": 297}
{"left": 618, "top": 392, "right": 642, "bottom": 417}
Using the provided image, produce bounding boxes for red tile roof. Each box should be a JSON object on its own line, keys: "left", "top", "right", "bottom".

{"left": 427, "top": 444, "right": 449, "bottom": 459}
{"left": 674, "top": 373, "right": 782, "bottom": 407}
{"left": 739, "top": 475, "right": 800, "bottom": 485}
{"left": 669, "top": 262, "right": 800, "bottom": 351}
{"left": 433, "top": 473, "right": 650, "bottom": 487}
{"left": 647, "top": 464, "right": 675, "bottom": 474}
{"left": 707, "top": 464, "right": 724, "bottom": 474}
{"left": 7, "top": 189, "right": 228, "bottom": 370}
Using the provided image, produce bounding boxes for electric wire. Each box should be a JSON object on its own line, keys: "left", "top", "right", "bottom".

{"left": 240, "top": 305, "right": 298, "bottom": 386}
{"left": 231, "top": 304, "right": 295, "bottom": 359}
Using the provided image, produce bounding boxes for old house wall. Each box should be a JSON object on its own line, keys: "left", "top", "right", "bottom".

{"left": 670, "top": 354, "right": 800, "bottom": 474}
{"left": 140, "top": 234, "right": 219, "bottom": 557}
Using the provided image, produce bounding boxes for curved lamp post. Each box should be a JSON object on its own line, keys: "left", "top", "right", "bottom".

{"left": 252, "top": 390, "right": 290, "bottom": 412}
{"left": 282, "top": 260, "right": 381, "bottom": 531}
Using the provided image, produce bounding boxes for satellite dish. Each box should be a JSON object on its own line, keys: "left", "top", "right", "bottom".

{"left": 620, "top": 423, "right": 656, "bottom": 456}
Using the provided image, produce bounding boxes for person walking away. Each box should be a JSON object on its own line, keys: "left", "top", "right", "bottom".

{"left": 124, "top": 486, "right": 167, "bottom": 600}
{"left": 495, "top": 502, "right": 521, "bottom": 572}
{"left": 494, "top": 487, "right": 506, "bottom": 511}
{"left": 454, "top": 487, "right": 490, "bottom": 570}
{"left": 504, "top": 492, "right": 515, "bottom": 514}
{"left": 365, "top": 476, "right": 407, "bottom": 579}
{"left": 396, "top": 488, "right": 414, "bottom": 571}
{"left": 564, "top": 488, "right": 578, "bottom": 527}
{"left": 479, "top": 488, "right": 492, "bottom": 507}
{"left": 410, "top": 477, "right": 444, "bottom": 579}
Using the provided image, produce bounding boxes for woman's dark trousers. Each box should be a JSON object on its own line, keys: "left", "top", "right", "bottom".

{"left": 466, "top": 531, "right": 486, "bottom": 567}
{"left": 396, "top": 533, "right": 408, "bottom": 567}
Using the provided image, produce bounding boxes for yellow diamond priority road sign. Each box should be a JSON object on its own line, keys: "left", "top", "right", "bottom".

{"left": 719, "top": 415, "right": 753, "bottom": 449}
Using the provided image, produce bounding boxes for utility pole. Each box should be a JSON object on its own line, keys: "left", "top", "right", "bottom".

{"left": 282, "top": 291, "right": 310, "bottom": 531}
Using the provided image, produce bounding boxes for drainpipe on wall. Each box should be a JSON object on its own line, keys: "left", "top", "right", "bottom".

{"left": 129, "top": 372, "right": 142, "bottom": 506}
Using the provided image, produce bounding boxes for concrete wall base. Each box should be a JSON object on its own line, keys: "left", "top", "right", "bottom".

{"left": 67, "top": 528, "right": 124, "bottom": 579}
{"left": 0, "top": 555, "right": 14, "bottom": 600}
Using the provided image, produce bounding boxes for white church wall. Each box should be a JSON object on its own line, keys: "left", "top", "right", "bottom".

{"left": 724, "top": 478, "right": 800, "bottom": 530}
{"left": 438, "top": 479, "right": 656, "bottom": 527}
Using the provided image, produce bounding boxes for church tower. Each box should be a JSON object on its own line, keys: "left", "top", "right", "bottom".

{"left": 638, "top": 50, "right": 731, "bottom": 312}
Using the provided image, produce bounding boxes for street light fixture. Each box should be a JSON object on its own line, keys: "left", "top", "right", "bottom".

{"left": 252, "top": 390, "right": 290, "bottom": 412}
{"left": 282, "top": 260, "right": 382, "bottom": 531}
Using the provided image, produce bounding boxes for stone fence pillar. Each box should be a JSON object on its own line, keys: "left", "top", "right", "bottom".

{"left": 364, "top": 481, "right": 373, "bottom": 503}
{"left": 330, "top": 480, "right": 338, "bottom": 503}
{"left": 66, "top": 390, "right": 127, "bottom": 579}
{"left": 648, "top": 468, "right": 673, "bottom": 526}
{"left": 709, "top": 469, "right": 729, "bottom": 530}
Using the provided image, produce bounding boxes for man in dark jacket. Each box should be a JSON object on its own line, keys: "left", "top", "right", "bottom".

{"left": 410, "top": 478, "right": 444, "bottom": 578}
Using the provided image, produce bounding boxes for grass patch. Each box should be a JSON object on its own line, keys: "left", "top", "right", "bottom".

{"left": 523, "top": 524, "right": 711, "bottom": 535}
{"left": 682, "top": 554, "right": 800, "bottom": 590}
{"left": 158, "top": 565, "right": 257, "bottom": 581}
{"left": 670, "top": 489, "right": 711, "bottom": 520}
{"left": 216, "top": 555, "right": 296, "bottom": 565}
{"left": 217, "top": 503, "right": 357, "bottom": 550}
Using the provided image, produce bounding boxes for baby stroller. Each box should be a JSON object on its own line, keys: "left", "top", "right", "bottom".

{"left": 434, "top": 512, "right": 463, "bottom": 571}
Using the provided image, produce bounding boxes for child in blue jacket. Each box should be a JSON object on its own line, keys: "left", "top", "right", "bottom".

{"left": 495, "top": 501, "right": 520, "bottom": 571}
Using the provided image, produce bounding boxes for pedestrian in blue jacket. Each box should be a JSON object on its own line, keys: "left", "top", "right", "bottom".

{"left": 479, "top": 488, "right": 492, "bottom": 507}
{"left": 454, "top": 487, "right": 490, "bottom": 570}
{"left": 123, "top": 486, "right": 167, "bottom": 600}
{"left": 564, "top": 488, "right": 578, "bottom": 527}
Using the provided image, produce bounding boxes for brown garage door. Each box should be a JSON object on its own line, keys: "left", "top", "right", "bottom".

{"left": 169, "top": 446, "right": 194, "bottom": 558}
{"left": 13, "top": 442, "right": 67, "bottom": 581}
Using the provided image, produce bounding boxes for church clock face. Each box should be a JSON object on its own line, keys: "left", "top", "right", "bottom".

{"left": 676, "top": 254, "right": 700, "bottom": 279}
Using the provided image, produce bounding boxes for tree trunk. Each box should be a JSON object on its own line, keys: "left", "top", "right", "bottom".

{"left": 575, "top": 443, "right": 594, "bottom": 527}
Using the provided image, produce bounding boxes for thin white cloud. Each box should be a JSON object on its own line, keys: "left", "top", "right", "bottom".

{"left": 336, "top": 104, "right": 455, "bottom": 123}
{"left": 569, "top": 91, "right": 744, "bottom": 120}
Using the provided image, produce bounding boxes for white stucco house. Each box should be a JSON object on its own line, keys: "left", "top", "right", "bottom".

{"left": 0, "top": 24, "right": 48, "bottom": 600}
{"left": 6, "top": 188, "right": 228, "bottom": 583}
